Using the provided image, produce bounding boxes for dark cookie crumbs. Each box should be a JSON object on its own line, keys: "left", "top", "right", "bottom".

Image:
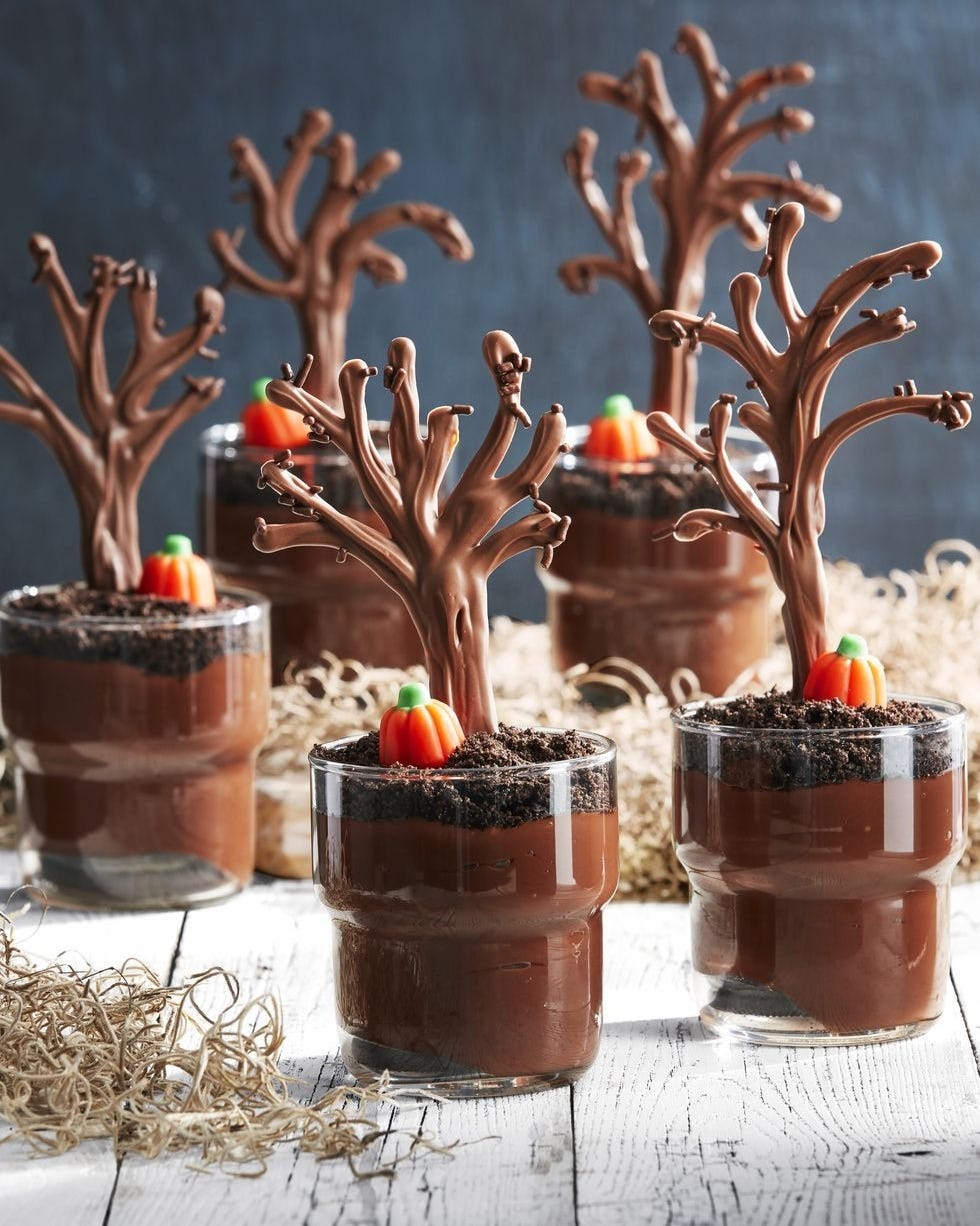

{"left": 313, "top": 725, "right": 615, "bottom": 828}
{"left": 541, "top": 455, "right": 738, "bottom": 521}
{"left": 679, "top": 692, "right": 957, "bottom": 787}
{"left": 1, "top": 585, "right": 264, "bottom": 677}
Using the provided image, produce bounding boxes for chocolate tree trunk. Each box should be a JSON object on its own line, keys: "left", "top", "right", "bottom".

{"left": 651, "top": 336, "right": 696, "bottom": 426}
{"left": 776, "top": 520, "right": 830, "bottom": 697}
{"left": 299, "top": 298, "right": 346, "bottom": 407}
{"left": 80, "top": 481, "right": 142, "bottom": 593}
{"left": 419, "top": 568, "right": 498, "bottom": 735}
{"left": 652, "top": 237, "right": 706, "bottom": 428}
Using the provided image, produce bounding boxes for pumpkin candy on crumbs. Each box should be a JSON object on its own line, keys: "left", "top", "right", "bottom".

{"left": 379, "top": 682, "right": 465, "bottom": 769}
{"left": 803, "top": 634, "right": 887, "bottom": 708}
{"left": 138, "top": 535, "right": 217, "bottom": 609}
{"left": 583, "top": 394, "right": 659, "bottom": 462}
{"left": 241, "top": 378, "right": 311, "bottom": 450}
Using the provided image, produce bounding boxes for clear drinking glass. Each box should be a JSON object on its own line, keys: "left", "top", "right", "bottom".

{"left": 0, "top": 585, "right": 270, "bottom": 910}
{"left": 538, "top": 425, "right": 775, "bottom": 695}
{"left": 671, "top": 696, "right": 967, "bottom": 1045}
{"left": 199, "top": 423, "right": 424, "bottom": 680}
{"left": 311, "top": 730, "right": 619, "bottom": 1096}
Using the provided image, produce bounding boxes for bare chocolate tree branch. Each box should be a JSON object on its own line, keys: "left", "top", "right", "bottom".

{"left": 255, "top": 332, "right": 569, "bottom": 733}
{"left": 0, "top": 237, "right": 224, "bottom": 591}
{"left": 649, "top": 202, "right": 972, "bottom": 694}
{"left": 560, "top": 23, "right": 841, "bottom": 427}
{"left": 211, "top": 108, "right": 474, "bottom": 405}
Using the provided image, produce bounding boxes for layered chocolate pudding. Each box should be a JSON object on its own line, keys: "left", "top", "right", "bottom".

{"left": 0, "top": 586, "right": 269, "bottom": 909}
{"left": 540, "top": 426, "right": 774, "bottom": 695}
{"left": 200, "top": 424, "right": 423, "bottom": 680}
{"left": 312, "top": 728, "right": 619, "bottom": 1090}
{"left": 673, "top": 694, "right": 967, "bottom": 1042}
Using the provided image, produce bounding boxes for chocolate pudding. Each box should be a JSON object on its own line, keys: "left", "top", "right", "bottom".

{"left": 200, "top": 424, "right": 423, "bottom": 681}
{"left": 539, "top": 426, "right": 774, "bottom": 696}
{"left": 0, "top": 585, "right": 269, "bottom": 910}
{"left": 312, "top": 728, "right": 619, "bottom": 1091}
{"left": 672, "top": 694, "right": 967, "bottom": 1043}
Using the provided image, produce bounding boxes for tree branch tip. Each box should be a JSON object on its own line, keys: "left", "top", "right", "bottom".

{"left": 296, "top": 354, "right": 314, "bottom": 387}
{"left": 364, "top": 365, "right": 378, "bottom": 379}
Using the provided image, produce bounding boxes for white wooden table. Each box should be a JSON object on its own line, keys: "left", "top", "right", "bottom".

{"left": 3, "top": 848, "right": 980, "bottom": 1226}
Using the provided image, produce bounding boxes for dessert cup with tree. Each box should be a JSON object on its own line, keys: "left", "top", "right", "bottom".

{"left": 648, "top": 202, "right": 972, "bottom": 1045}
{"left": 544, "top": 24, "right": 841, "bottom": 696}
{"left": 0, "top": 239, "right": 269, "bottom": 910}
{"left": 256, "top": 330, "right": 619, "bottom": 1095}
{"left": 203, "top": 108, "right": 473, "bottom": 680}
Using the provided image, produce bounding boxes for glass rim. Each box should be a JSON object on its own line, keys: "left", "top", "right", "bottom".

{"left": 199, "top": 420, "right": 392, "bottom": 465}
{"left": 670, "top": 694, "right": 967, "bottom": 738}
{"left": 558, "top": 422, "right": 773, "bottom": 477}
{"left": 0, "top": 583, "right": 269, "bottom": 631}
{"left": 309, "top": 727, "right": 617, "bottom": 779}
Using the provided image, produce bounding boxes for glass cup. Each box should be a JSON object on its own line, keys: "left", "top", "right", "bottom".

{"left": 671, "top": 696, "right": 967, "bottom": 1045}
{"left": 538, "top": 425, "right": 775, "bottom": 696}
{"left": 199, "top": 423, "right": 424, "bottom": 682}
{"left": 0, "top": 585, "right": 270, "bottom": 910}
{"left": 311, "top": 730, "right": 619, "bottom": 1097}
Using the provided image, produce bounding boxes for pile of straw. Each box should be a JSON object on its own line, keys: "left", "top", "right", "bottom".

{"left": 0, "top": 906, "right": 432, "bottom": 1174}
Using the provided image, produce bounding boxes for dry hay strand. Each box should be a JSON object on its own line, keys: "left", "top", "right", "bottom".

{"left": 0, "top": 903, "right": 441, "bottom": 1175}
{"left": 258, "top": 541, "right": 980, "bottom": 902}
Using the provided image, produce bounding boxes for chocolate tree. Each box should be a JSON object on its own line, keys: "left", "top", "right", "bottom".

{"left": 648, "top": 202, "right": 972, "bottom": 694}
{"left": 253, "top": 332, "right": 569, "bottom": 733}
{"left": 560, "top": 23, "right": 841, "bottom": 428}
{"left": 210, "top": 108, "right": 474, "bottom": 406}
{"left": 0, "top": 237, "right": 225, "bottom": 591}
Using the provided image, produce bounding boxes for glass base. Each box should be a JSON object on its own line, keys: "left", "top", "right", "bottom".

{"left": 699, "top": 974, "right": 939, "bottom": 1047}
{"left": 20, "top": 850, "right": 246, "bottom": 911}
{"left": 340, "top": 1032, "right": 582, "bottom": 1099}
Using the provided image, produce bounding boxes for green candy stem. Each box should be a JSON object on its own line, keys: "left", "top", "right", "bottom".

{"left": 250, "top": 377, "right": 272, "bottom": 403}
{"left": 162, "top": 534, "right": 193, "bottom": 557}
{"left": 396, "top": 681, "right": 430, "bottom": 709}
{"left": 602, "top": 393, "right": 635, "bottom": 419}
{"left": 836, "top": 633, "right": 868, "bottom": 660}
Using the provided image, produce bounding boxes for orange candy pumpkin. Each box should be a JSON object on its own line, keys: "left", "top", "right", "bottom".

{"left": 242, "top": 377, "right": 309, "bottom": 450}
{"left": 137, "top": 535, "right": 217, "bottom": 609}
{"left": 803, "top": 634, "right": 887, "bottom": 707}
{"left": 379, "top": 682, "right": 465, "bottom": 768}
{"left": 583, "top": 394, "right": 660, "bottom": 462}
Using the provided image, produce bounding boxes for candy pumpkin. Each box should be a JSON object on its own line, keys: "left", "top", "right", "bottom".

{"left": 379, "top": 682, "right": 465, "bottom": 768}
{"left": 583, "top": 394, "right": 660, "bottom": 462}
{"left": 242, "top": 377, "right": 310, "bottom": 449}
{"left": 138, "top": 535, "right": 217, "bottom": 609}
{"left": 803, "top": 634, "right": 887, "bottom": 707}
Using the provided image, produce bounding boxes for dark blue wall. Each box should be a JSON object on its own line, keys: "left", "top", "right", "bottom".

{"left": 1, "top": 0, "right": 977, "bottom": 616}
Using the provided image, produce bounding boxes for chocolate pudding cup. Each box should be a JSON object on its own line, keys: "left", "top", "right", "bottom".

{"left": 312, "top": 730, "right": 619, "bottom": 1097}
{"left": 672, "top": 696, "right": 967, "bottom": 1045}
{"left": 200, "top": 423, "right": 424, "bottom": 681}
{"left": 0, "top": 585, "right": 270, "bottom": 910}
{"left": 538, "top": 425, "right": 775, "bottom": 695}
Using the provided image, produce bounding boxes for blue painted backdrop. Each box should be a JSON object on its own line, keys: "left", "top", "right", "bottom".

{"left": 0, "top": 0, "right": 977, "bottom": 615}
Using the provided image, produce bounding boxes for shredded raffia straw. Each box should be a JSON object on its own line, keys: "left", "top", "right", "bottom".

{"left": 0, "top": 905, "right": 443, "bottom": 1175}
{"left": 259, "top": 541, "right": 980, "bottom": 900}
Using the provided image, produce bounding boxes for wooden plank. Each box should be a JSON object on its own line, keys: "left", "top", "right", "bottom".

{"left": 104, "top": 875, "right": 576, "bottom": 1226}
{"left": 576, "top": 895, "right": 980, "bottom": 1226}
{"left": 951, "top": 880, "right": 980, "bottom": 1069}
{"left": 1, "top": 849, "right": 186, "bottom": 1226}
